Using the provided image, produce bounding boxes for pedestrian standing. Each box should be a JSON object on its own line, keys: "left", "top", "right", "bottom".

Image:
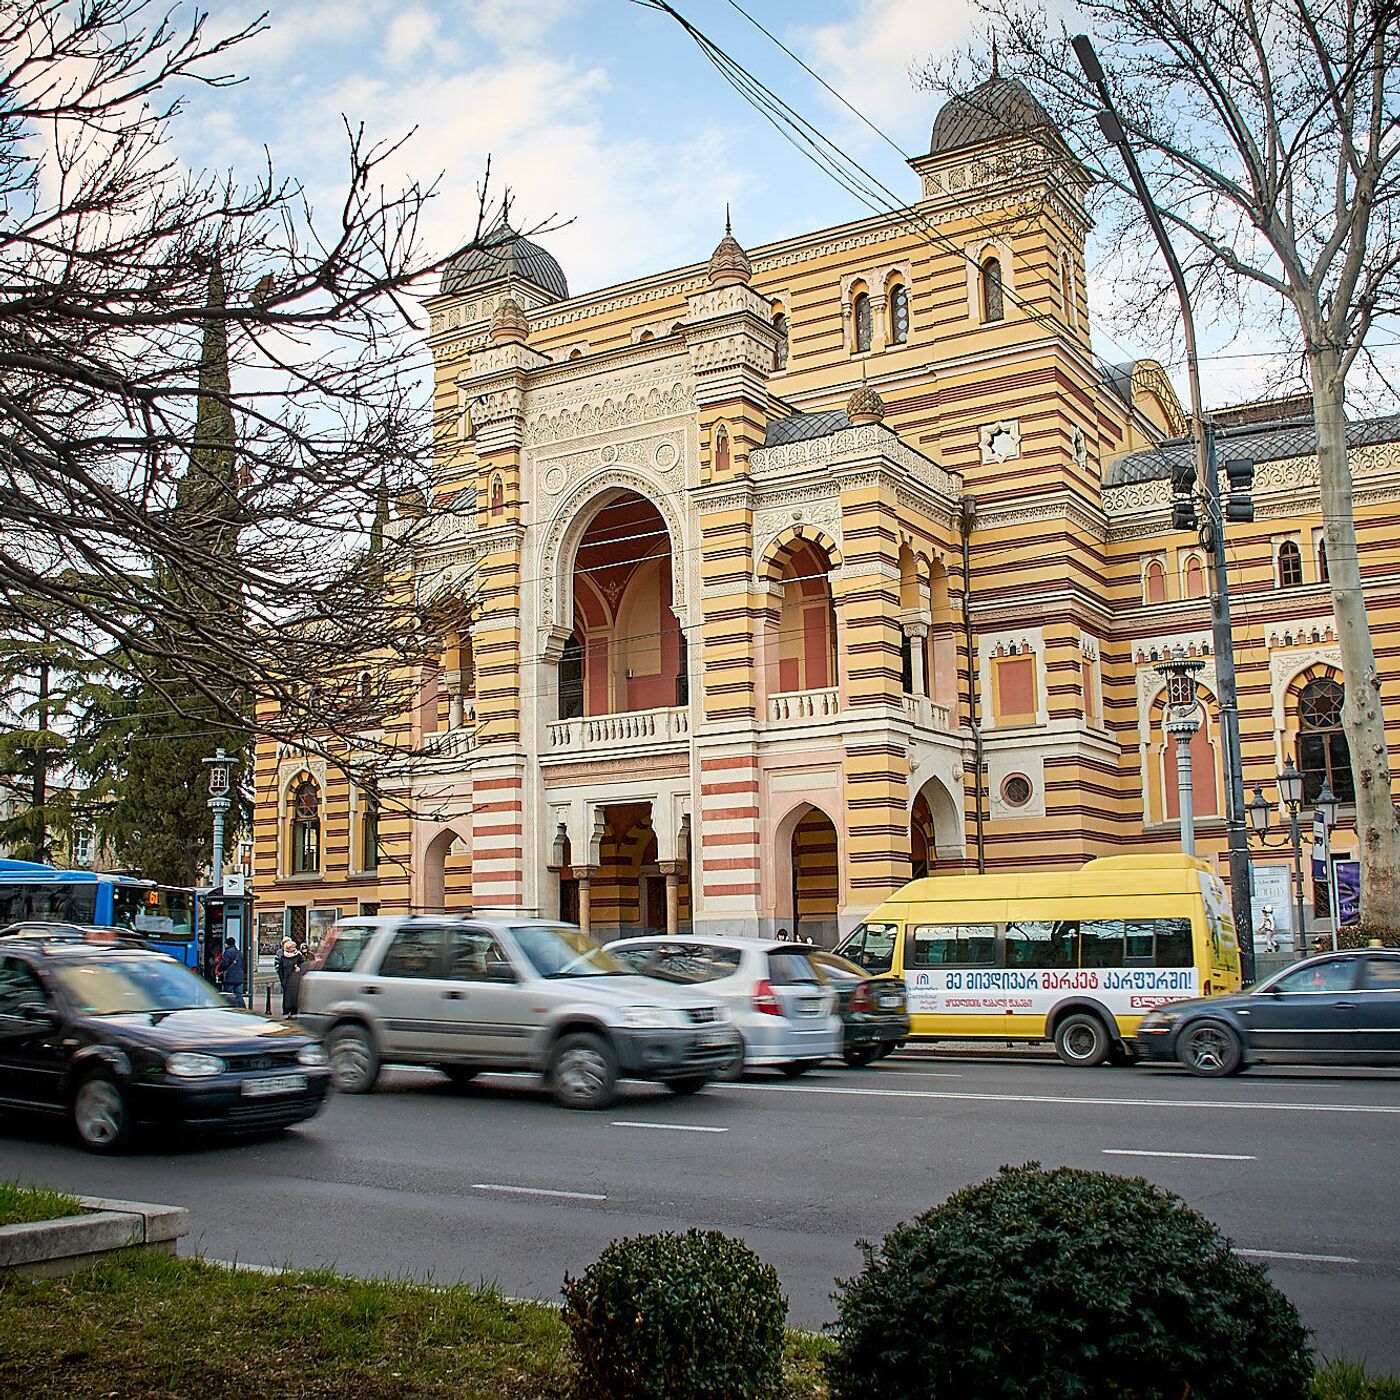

{"left": 276, "top": 937, "right": 305, "bottom": 1017}
{"left": 217, "top": 936, "right": 245, "bottom": 1007}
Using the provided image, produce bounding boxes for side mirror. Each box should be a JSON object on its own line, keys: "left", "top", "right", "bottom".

{"left": 19, "top": 1001, "right": 54, "bottom": 1026}
{"left": 484, "top": 961, "right": 518, "bottom": 983}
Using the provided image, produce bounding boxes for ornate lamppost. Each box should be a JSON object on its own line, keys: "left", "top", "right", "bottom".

{"left": 1155, "top": 648, "right": 1206, "bottom": 855}
{"left": 1247, "top": 758, "right": 1308, "bottom": 959}
{"left": 203, "top": 747, "right": 237, "bottom": 888}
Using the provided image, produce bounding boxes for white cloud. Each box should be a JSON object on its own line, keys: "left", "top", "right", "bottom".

{"left": 386, "top": 6, "right": 449, "bottom": 70}
{"left": 463, "top": 0, "right": 579, "bottom": 48}
{"left": 792, "top": 0, "right": 977, "bottom": 145}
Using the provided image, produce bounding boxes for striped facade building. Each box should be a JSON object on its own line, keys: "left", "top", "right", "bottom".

{"left": 251, "top": 78, "right": 1400, "bottom": 952}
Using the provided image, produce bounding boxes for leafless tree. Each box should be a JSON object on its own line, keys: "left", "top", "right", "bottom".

{"left": 927, "top": 0, "right": 1400, "bottom": 923}
{"left": 0, "top": 0, "right": 514, "bottom": 776}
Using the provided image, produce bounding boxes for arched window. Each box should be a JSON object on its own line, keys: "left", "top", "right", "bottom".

{"left": 1317, "top": 535, "right": 1330, "bottom": 583}
{"left": 980, "top": 256, "right": 1004, "bottom": 323}
{"left": 1277, "top": 539, "right": 1303, "bottom": 588}
{"left": 853, "top": 292, "right": 873, "bottom": 353}
{"left": 290, "top": 781, "right": 320, "bottom": 875}
{"left": 360, "top": 786, "right": 380, "bottom": 873}
{"left": 1298, "top": 677, "right": 1353, "bottom": 803}
{"left": 772, "top": 311, "right": 789, "bottom": 370}
{"left": 714, "top": 425, "right": 731, "bottom": 475}
{"left": 1144, "top": 560, "right": 1167, "bottom": 605}
{"left": 489, "top": 475, "right": 504, "bottom": 518}
{"left": 888, "top": 283, "right": 909, "bottom": 345}
{"left": 638, "top": 329, "right": 654, "bottom": 342}
{"left": 1183, "top": 555, "right": 1207, "bottom": 599}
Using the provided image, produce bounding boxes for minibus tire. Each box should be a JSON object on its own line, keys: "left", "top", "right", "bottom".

{"left": 1053, "top": 1013, "right": 1111, "bottom": 1068}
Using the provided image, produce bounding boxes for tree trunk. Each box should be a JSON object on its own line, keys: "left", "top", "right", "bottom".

{"left": 1309, "top": 348, "right": 1400, "bottom": 925}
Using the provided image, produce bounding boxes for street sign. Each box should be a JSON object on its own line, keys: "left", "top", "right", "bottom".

{"left": 223, "top": 872, "right": 246, "bottom": 896}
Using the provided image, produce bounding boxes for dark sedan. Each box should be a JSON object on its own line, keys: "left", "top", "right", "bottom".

{"left": 806, "top": 948, "right": 911, "bottom": 1066}
{"left": 1136, "top": 948, "right": 1400, "bottom": 1076}
{"left": 0, "top": 933, "right": 331, "bottom": 1151}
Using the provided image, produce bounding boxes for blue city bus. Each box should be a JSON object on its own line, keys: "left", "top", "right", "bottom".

{"left": 0, "top": 859, "right": 201, "bottom": 967}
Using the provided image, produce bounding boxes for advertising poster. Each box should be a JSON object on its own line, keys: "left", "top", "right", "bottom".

{"left": 1335, "top": 860, "right": 1361, "bottom": 926}
{"left": 307, "top": 907, "right": 340, "bottom": 949}
{"left": 1250, "top": 864, "right": 1294, "bottom": 953}
{"left": 256, "top": 909, "right": 285, "bottom": 957}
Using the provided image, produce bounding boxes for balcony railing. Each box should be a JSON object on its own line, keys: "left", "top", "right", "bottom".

{"left": 545, "top": 705, "right": 690, "bottom": 755}
{"left": 903, "top": 694, "right": 952, "bottom": 730}
{"left": 767, "top": 687, "right": 840, "bottom": 724}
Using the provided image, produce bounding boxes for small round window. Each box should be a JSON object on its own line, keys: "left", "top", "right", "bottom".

{"left": 1001, "top": 774, "right": 1033, "bottom": 808}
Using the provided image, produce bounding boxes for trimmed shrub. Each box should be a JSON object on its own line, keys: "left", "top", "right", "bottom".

{"left": 1337, "top": 922, "right": 1400, "bottom": 950}
{"left": 828, "top": 1164, "right": 1313, "bottom": 1400}
{"left": 562, "top": 1229, "right": 785, "bottom": 1399}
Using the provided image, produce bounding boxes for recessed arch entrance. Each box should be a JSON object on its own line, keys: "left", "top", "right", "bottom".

{"left": 420, "top": 824, "right": 471, "bottom": 911}
{"left": 772, "top": 802, "right": 840, "bottom": 945}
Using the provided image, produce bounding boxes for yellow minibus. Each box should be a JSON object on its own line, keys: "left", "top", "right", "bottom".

{"left": 833, "top": 854, "right": 1241, "bottom": 1066}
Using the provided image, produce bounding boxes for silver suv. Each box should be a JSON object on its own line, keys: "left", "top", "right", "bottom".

{"left": 298, "top": 915, "right": 740, "bottom": 1109}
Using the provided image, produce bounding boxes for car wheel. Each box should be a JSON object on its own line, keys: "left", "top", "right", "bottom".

{"left": 779, "top": 1059, "right": 822, "bottom": 1078}
{"left": 843, "top": 1045, "right": 879, "bottom": 1068}
{"left": 439, "top": 1066, "right": 478, "bottom": 1088}
{"left": 1053, "top": 1013, "right": 1112, "bottom": 1068}
{"left": 875, "top": 1041, "right": 898, "bottom": 1059}
{"left": 327, "top": 1023, "right": 380, "bottom": 1094}
{"left": 72, "top": 1073, "right": 130, "bottom": 1154}
{"left": 666, "top": 1076, "right": 709, "bottom": 1096}
{"left": 550, "top": 1033, "right": 618, "bottom": 1110}
{"left": 1177, "top": 1021, "right": 1244, "bottom": 1077}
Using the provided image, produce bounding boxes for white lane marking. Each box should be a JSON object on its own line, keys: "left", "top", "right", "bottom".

{"left": 1236, "top": 1248, "right": 1361, "bottom": 1265}
{"left": 1104, "top": 1149, "right": 1256, "bottom": 1162}
{"left": 866, "top": 1070, "right": 964, "bottom": 1079}
{"left": 611, "top": 1120, "right": 729, "bottom": 1133}
{"left": 472, "top": 1183, "right": 606, "bottom": 1201}
{"left": 728, "top": 1081, "right": 1400, "bottom": 1115}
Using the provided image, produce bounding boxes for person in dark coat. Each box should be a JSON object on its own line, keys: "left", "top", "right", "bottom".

{"left": 217, "top": 936, "right": 245, "bottom": 1006}
{"left": 276, "top": 937, "right": 305, "bottom": 1017}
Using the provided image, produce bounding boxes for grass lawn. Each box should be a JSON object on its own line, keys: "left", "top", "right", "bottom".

{"left": 0, "top": 1246, "right": 1392, "bottom": 1399}
{"left": 0, "top": 1251, "right": 829, "bottom": 1399}
{"left": 0, "top": 1179, "right": 83, "bottom": 1227}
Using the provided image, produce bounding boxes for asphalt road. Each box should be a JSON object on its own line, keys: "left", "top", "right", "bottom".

{"left": 3, "top": 1054, "right": 1398, "bottom": 1371}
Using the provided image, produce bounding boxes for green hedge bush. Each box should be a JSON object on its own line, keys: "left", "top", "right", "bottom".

{"left": 828, "top": 1164, "right": 1313, "bottom": 1400}
{"left": 562, "top": 1229, "right": 785, "bottom": 1399}
{"left": 1337, "top": 922, "right": 1400, "bottom": 950}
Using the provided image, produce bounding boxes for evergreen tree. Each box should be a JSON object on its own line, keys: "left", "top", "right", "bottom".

{"left": 78, "top": 257, "right": 252, "bottom": 886}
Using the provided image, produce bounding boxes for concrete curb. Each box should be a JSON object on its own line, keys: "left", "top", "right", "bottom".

{"left": 0, "top": 1196, "right": 188, "bottom": 1279}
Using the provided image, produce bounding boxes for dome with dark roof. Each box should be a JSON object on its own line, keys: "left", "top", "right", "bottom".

{"left": 929, "top": 75, "right": 1052, "bottom": 156}
{"left": 441, "top": 220, "right": 568, "bottom": 300}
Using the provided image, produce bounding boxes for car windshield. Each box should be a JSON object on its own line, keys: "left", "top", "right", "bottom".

{"left": 48, "top": 956, "right": 225, "bottom": 1014}
{"left": 510, "top": 925, "right": 627, "bottom": 978}
{"left": 808, "top": 951, "right": 865, "bottom": 983}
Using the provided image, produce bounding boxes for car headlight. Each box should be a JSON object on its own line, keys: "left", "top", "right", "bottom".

{"left": 297, "top": 1044, "right": 329, "bottom": 1067}
{"left": 166, "top": 1051, "right": 225, "bottom": 1078}
{"left": 622, "top": 1005, "right": 672, "bottom": 1029}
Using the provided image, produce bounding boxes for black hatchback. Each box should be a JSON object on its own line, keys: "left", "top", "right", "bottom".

{"left": 806, "top": 949, "right": 911, "bottom": 1066}
{"left": 0, "top": 933, "right": 331, "bottom": 1151}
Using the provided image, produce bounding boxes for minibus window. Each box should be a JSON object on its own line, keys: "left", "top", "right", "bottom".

{"left": 910, "top": 925, "right": 997, "bottom": 967}
{"left": 1154, "top": 918, "right": 1193, "bottom": 967}
{"left": 1005, "top": 921, "right": 1075, "bottom": 968}
{"left": 1080, "top": 919, "right": 1125, "bottom": 968}
{"left": 1125, "top": 919, "right": 1155, "bottom": 963}
{"left": 837, "top": 922, "right": 897, "bottom": 974}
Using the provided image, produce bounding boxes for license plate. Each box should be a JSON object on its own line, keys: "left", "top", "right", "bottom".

{"left": 880, "top": 995, "right": 902, "bottom": 1008}
{"left": 241, "top": 1074, "right": 307, "bottom": 1097}
{"left": 696, "top": 1030, "right": 729, "bottom": 1049}
{"left": 798, "top": 998, "right": 822, "bottom": 1015}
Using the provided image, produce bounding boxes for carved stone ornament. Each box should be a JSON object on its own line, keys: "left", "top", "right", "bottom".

{"left": 753, "top": 495, "right": 843, "bottom": 570}
{"left": 534, "top": 432, "right": 684, "bottom": 504}
{"left": 525, "top": 379, "right": 693, "bottom": 446}
{"left": 1071, "top": 423, "right": 1088, "bottom": 469}
{"left": 979, "top": 420, "right": 1022, "bottom": 464}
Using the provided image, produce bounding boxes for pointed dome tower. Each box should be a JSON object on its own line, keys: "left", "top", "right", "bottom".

{"left": 707, "top": 207, "right": 751, "bottom": 287}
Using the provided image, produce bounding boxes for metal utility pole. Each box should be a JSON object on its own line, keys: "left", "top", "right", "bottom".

{"left": 1073, "top": 35, "right": 1255, "bottom": 981}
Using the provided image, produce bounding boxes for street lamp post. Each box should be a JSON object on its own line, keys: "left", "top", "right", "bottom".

{"left": 1073, "top": 33, "right": 1255, "bottom": 983}
{"left": 1247, "top": 758, "right": 1309, "bottom": 959}
{"left": 203, "top": 747, "right": 237, "bottom": 888}
{"left": 1155, "top": 649, "right": 1205, "bottom": 855}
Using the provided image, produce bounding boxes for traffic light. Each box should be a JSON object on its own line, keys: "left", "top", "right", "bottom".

{"left": 1224, "top": 457, "right": 1255, "bottom": 522}
{"left": 1170, "top": 456, "right": 1196, "bottom": 496}
{"left": 1172, "top": 495, "right": 1198, "bottom": 531}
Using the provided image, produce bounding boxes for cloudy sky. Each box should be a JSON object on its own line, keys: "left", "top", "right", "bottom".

{"left": 178, "top": 0, "right": 1394, "bottom": 412}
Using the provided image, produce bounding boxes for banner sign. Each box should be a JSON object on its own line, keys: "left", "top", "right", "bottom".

{"left": 905, "top": 966, "right": 1198, "bottom": 1017}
